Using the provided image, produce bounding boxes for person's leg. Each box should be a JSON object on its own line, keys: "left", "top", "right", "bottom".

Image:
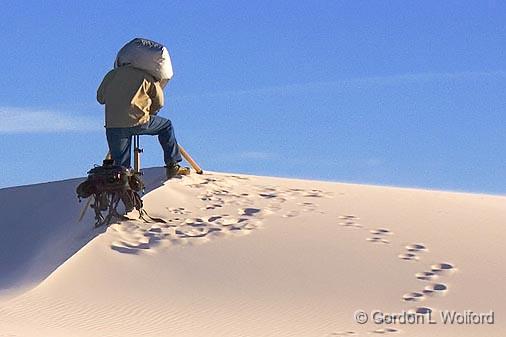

{"left": 106, "top": 128, "right": 133, "bottom": 167}
{"left": 135, "top": 116, "right": 182, "bottom": 166}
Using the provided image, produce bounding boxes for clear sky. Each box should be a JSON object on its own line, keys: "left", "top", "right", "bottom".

{"left": 0, "top": 1, "right": 505, "bottom": 194}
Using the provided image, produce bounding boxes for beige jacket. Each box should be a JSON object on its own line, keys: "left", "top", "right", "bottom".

{"left": 97, "top": 66, "right": 164, "bottom": 128}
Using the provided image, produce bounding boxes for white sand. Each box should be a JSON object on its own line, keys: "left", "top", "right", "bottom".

{"left": 0, "top": 169, "right": 504, "bottom": 336}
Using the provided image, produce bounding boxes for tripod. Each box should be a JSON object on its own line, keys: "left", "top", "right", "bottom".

{"left": 100, "top": 136, "right": 202, "bottom": 176}
{"left": 133, "top": 135, "right": 203, "bottom": 175}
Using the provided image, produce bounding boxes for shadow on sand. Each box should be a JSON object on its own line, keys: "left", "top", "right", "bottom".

{"left": 0, "top": 166, "right": 166, "bottom": 299}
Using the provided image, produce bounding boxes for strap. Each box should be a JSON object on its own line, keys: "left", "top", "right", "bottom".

{"left": 139, "top": 209, "right": 168, "bottom": 224}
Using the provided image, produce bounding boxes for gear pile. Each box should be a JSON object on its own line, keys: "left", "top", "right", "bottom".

{"left": 76, "top": 159, "right": 144, "bottom": 227}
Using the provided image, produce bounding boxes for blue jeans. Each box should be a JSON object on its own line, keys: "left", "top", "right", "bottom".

{"left": 106, "top": 116, "right": 182, "bottom": 168}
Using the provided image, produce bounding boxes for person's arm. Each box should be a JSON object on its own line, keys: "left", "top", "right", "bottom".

{"left": 97, "top": 72, "right": 111, "bottom": 105}
{"left": 148, "top": 81, "right": 164, "bottom": 114}
{"left": 97, "top": 75, "right": 108, "bottom": 104}
{"left": 97, "top": 81, "right": 105, "bottom": 105}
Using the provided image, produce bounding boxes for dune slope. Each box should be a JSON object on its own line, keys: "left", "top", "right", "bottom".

{"left": 0, "top": 170, "right": 504, "bottom": 336}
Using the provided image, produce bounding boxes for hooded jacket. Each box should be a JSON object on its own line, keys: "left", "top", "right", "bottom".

{"left": 97, "top": 66, "right": 164, "bottom": 128}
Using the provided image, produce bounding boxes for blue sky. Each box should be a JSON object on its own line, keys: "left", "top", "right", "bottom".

{"left": 0, "top": 1, "right": 505, "bottom": 194}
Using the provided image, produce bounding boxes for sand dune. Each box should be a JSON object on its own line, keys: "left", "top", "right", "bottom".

{"left": 0, "top": 169, "right": 504, "bottom": 336}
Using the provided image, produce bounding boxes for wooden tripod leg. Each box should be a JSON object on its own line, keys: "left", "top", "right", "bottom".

{"left": 179, "top": 145, "right": 203, "bottom": 174}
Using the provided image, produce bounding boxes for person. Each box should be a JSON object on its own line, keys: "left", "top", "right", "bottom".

{"left": 97, "top": 65, "right": 189, "bottom": 179}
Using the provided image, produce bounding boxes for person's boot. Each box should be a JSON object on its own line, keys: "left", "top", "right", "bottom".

{"left": 165, "top": 164, "right": 190, "bottom": 180}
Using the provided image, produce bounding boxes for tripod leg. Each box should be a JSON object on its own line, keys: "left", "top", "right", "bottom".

{"left": 101, "top": 193, "right": 122, "bottom": 227}
{"left": 179, "top": 145, "right": 203, "bottom": 174}
{"left": 92, "top": 194, "right": 105, "bottom": 228}
{"left": 133, "top": 135, "right": 141, "bottom": 173}
{"left": 78, "top": 198, "right": 92, "bottom": 222}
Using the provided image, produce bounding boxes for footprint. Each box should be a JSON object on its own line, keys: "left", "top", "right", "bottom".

{"left": 403, "top": 292, "right": 425, "bottom": 302}
{"left": 215, "top": 216, "right": 240, "bottom": 226}
{"left": 239, "top": 208, "right": 261, "bottom": 217}
{"left": 338, "top": 215, "right": 364, "bottom": 229}
{"left": 203, "top": 204, "right": 224, "bottom": 210}
{"left": 398, "top": 242, "right": 426, "bottom": 261}
{"left": 190, "top": 177, "right": 218, "bottom": 186}
{"left": 167, "top": 207, "right": 192, "bottom": 215}
{"left": 411, "top": 307, "right": 433, "bottom": 315}
{"left": 289, "top": 188, "right": 304, "bottom": 192}
{"left": 199, "top": 193, "right": 224, "bottom": 202}
{"left": 370, "top": 228, "right": 392, "bottom": 236}
{"left": 176, "top": 227, "right": 212, "bottom": 238}
{"left": 431, "top": 263, "right": 456, "bottom": 275}
{"left": 298, "top": 202, "right": 318, "bottom": 211}
{"left": 184, "top": 217, "right": 207, "bottom": 227}
{"left": 303, "top": 191, "right": 324, "bottom": 198}
{"left": 209, "top": 188, "right": 231, "bottom": 196}
{"left": 371, "top": 327, "right": 400, "bottom": 334}
{"left": 423, "top": 283, "right": 448, "bottom": 296}
{"left": 230, "top": 219, "right": 261, "bottom": 231}
{"left": 339, "top": 215, "right": 359, "bottom": 220}
{"left": 367, "top": 237, "right": 390, "bottom": 244}
{"left": 225, "top": 175, "right": 249, "bottom": 181}
{"left": 405, "top": 243, "right": 427, "bottom": 252}
{"left": 415, "top": 271, "right": 439, "bottom": 281}
{"left": 398, "top": 253, "right": 419, "bottom": 261}
{"left": 340, "top": 222, "right": 363, "bottom": 229}
{"left": 259, "top": 193, "right": 278, "bottom": 199}
{"left": 199, "top": 194, "right": 217, "bottom": 201}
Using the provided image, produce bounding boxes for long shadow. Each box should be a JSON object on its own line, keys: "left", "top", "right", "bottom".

{"left": 0, "top": 166, "right": 166, "bottom": 299}
{"left": 141, "top": 166, "right": 167, "bottom": 194}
